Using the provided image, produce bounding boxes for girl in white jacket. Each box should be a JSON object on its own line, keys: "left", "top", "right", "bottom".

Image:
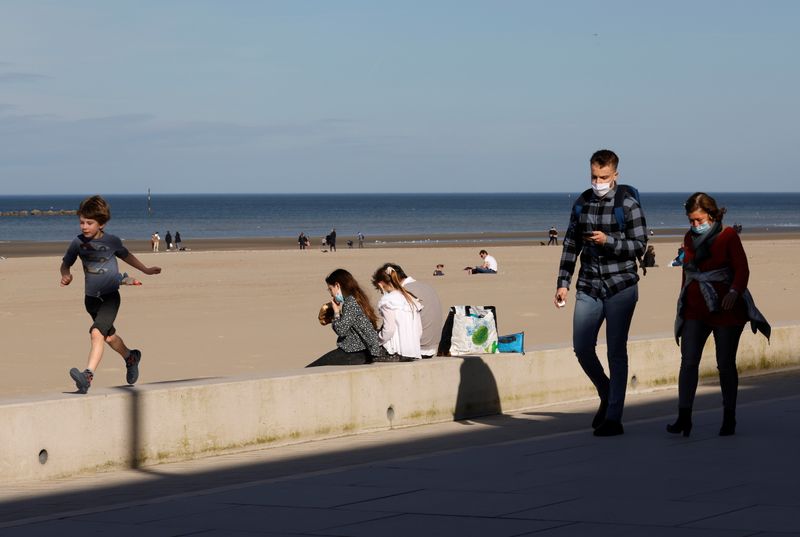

{"left": 371, "top": 265, "right": 423, "bottom": 360}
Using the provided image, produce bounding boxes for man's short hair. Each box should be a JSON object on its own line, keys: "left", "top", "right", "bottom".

{"left": 78, "top": 195, "right": 111, "bottom": 225}
{"left": 590, "top": 149, "right": 619, "bottom": 170}
{"left": 479, "top": 249, "right": 488, "bottom": 256}
{"left": 382, "top": 263, "right": 408, "bottom": 280}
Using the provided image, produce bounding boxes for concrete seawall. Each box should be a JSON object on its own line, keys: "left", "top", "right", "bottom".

{"left": 2, "top": 325, "right": 796, "bottom": 482}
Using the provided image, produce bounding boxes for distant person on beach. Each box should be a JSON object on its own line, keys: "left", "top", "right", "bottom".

{"left": 372, "top": 265, "right": 423, "bottom": 361}
{"left": 118, "top": 272, "right": 142, "bottom": 286}
{"left": 151, "top": 232, "right": 160, "bottom": 252}
{"left": 548, "top": 226, "right": 559, "bottom": 245}
{"left": 60, "top": 195, "right": 162, "bottom": 394}
{"left": 642, "top": 245, "right": 656, "bottom": 268}
{"left": 670, "top": 246, "right": 685, "bottom": 267}
{"left": 174, "top": 231, "right": 182, "bottom": 251}
{"left": 433, "top": 264, "right": 445, "bottom": 276}
{"left": 329, "top": 228, "right": 337, "bottom": 252}
{"left": 358, "top": 231, "right": 365, "bottom": 248}
{"left": 667, "top": 192, "right": 770, "bottom": 438}
{"left": 298, "top": 232, "right": 307, "bottom": 250}
{"left": 554, "top": 149, "right": 648, "bottom": 437}
{"left": 381, "top": 263, "right": 444, "bottom": 358}
{"left": 465, "top": 250, "right": 497, "bottom": 274}
{"left": 306, "top": 269, "right": 384, "bottom": 367}
{"left": 165, "top": 231, "right": 173, "bottom": 251}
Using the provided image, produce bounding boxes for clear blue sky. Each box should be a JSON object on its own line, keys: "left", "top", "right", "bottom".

{"left": 1, "top": 1, "right": 797, "bottom": 194}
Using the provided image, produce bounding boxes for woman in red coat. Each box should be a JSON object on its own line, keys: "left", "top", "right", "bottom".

{"left": 668, "top": 193, "right": 770, "bottom": 437}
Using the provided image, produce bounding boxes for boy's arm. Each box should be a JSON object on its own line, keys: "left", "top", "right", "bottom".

{"left": 121, "top": 253, "right": 162, "bottom": 276}
{"left": 60, "top": 262, "right": 73, "bottom": 286}
{"left": 61, "top": 238, "right": 79, "bottom": 286}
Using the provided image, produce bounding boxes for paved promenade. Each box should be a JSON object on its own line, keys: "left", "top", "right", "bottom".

{"left": 2, "top": 369, "right": 799, "bottom": 536}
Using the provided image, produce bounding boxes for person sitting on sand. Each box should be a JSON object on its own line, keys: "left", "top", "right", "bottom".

{"left": 433, "top": 264, "right": 445, "bottom": 276}
{"left": 671, "top": 246, "right": 685, "bottom": 267}
{"left": 118, "top": 272, "right": 142, "bottom": 286}
{"left": 464, "top": 250, "right": 498, "bottom": 274}
{"left": 642, "top": 245, "right": 657, "bottom": 268}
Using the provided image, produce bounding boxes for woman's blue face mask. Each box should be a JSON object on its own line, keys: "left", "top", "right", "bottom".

{"left": 691, "top": 222, "right": 711, "bottom": 234}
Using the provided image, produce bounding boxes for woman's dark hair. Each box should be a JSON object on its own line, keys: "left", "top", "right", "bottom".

{"left": 325, "top": 269, "right": 379, "bottom": 329}
{"left": 684, "top": 192, "right": 726, "bottom": 222}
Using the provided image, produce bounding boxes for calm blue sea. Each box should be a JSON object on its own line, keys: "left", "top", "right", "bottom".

{"left": 1, "top": 193, "right": 798, "bottom": 242}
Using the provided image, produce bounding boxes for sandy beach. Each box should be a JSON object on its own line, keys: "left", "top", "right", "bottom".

{"left": 1, "top": 237, "right": 797, "bottom": 398}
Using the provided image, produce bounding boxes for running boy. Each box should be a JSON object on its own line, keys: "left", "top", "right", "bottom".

{"left": 60, "top": 195, "right": 162, "bottom": 393}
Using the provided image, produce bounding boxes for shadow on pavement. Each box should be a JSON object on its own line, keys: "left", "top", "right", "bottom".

{"left": 2, "top": 368, "right": 798, "bottom": 525}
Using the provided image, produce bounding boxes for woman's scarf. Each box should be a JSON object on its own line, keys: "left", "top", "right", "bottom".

{"left": 685, "top": 220, "right": 722, "bottom": 271}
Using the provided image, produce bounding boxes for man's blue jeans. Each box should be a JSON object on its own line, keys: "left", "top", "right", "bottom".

{"left": 573, "top": 285, "right": 638, "bottom": 422}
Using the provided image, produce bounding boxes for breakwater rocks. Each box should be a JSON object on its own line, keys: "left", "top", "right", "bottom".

{"left": 0, "top": 209, "right": 77, "bottom": 217}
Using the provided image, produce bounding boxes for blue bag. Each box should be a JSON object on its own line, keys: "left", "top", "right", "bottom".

{"left": 497, "top": 332, "right": 525, "bottom": 354}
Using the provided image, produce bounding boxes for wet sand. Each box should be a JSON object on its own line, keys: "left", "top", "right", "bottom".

{"left": 2, "top": 228, "right": 798, "bottom": 258}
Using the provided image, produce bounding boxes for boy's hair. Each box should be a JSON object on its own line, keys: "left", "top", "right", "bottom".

{"left": 590, "top": 149, "right": 619, "bottom": 170}
{"left": 479, "top": 249, "right": 488, "bottom": 256}
{"left": 78, "top": 195, "right": 111, "bottom": 225}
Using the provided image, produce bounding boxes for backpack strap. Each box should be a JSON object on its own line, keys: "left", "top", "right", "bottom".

{"left": 570, "top": 189, "right": 593, "bottom": 233}
{"left": 613, "top": 184, "right": 646, "bottom": 275}
{"left": 613, "top": 184, "right": 640, "bottom": 233}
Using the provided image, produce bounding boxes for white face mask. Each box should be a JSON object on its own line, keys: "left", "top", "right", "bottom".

{"left": 591, "top": 182, "right": 613, "bottom": 197}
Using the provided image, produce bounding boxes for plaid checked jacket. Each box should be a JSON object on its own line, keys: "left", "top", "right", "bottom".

{"left": 557, "top": 186, "right": 648, "bottom": 298}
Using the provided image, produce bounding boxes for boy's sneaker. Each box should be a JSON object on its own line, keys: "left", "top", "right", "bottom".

{"left": 125, "top": 349, "right": 141, "bottom": 385}
{"left": 69, "top": 368, "right": 93, "bottom": 394}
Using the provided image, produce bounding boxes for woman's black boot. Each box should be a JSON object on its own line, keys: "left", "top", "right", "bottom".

{"left": 666, "top": 407, "right": 693, "bottom": 437}
{"left": 719, "top": 407, "right": 736, "bottom": 436}
{"left": 591, "top": 400, "right": 608, "bottom": 429}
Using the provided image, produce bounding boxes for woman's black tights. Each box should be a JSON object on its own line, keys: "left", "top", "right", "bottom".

{"left": 678, "top": 319, "right": 744, "bottom": 410}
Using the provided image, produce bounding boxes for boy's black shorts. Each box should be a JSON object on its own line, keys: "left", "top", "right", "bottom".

{"left": 84, "top": 291, "right": 121, "bottom": 337}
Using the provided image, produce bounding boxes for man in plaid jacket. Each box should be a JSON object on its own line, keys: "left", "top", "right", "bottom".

{"left": 554, "top": 149, "right": 648, "bottom": 437}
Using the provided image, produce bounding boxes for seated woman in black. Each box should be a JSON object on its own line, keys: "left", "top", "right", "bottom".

{"left": 307, "top": 268, "right": 383, "bottom": 367}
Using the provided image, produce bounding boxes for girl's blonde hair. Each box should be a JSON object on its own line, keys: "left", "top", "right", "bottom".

{"left": 371, "top": 265, "right": 418, "bottom": 308}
